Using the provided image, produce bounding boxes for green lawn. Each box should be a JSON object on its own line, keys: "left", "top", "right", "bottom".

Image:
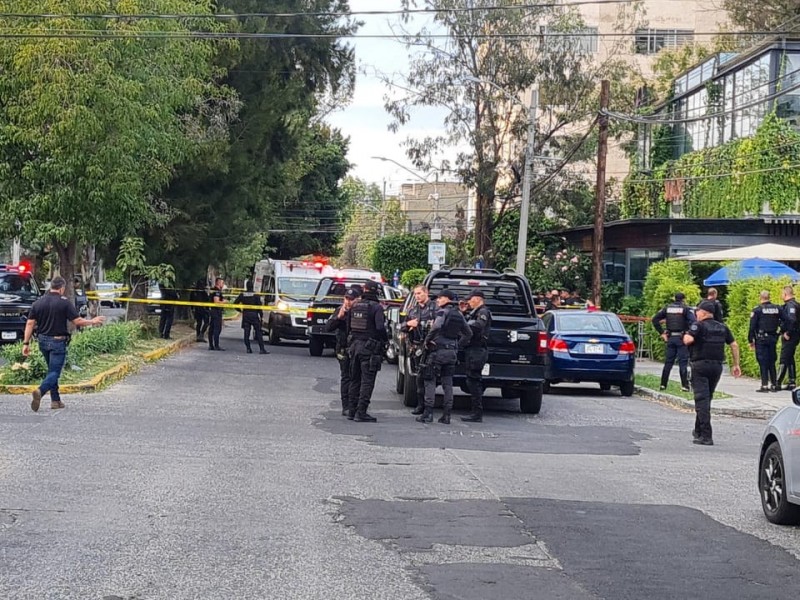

{"left": 635, "top": 373, "right": 731, "bottom": 400}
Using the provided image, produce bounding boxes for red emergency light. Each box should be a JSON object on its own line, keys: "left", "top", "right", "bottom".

{"left": 17, "top": 262, "right": 30, "bottom": 273}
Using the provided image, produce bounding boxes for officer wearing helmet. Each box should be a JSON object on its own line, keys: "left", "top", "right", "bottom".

{"left": 345, "top": 279, "right": 386, "bottom": 422}
{"left": 416, "top": 289, "right": 472, "bottom": 424}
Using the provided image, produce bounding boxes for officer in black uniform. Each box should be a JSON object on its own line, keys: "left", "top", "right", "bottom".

{"left": 777, "top": 285, "right": 800, "bottom": 390}
{"left": 401, "top": 284, "right": 437, "bottom": 416}
{"left": 416, "top": 290, "right": 472, "bottom": 424}
{"left": 461, "top": 289, "right": 492, "bottom": 423}
{"left": 234, "top": 280, "right": 268, "bottom": 355}
{"left": 158, "top": 285, "right": 179, "bottom": 340}
{"left": 326, "top": 287, "right": 360, "bottom": 415}
{"left": 651, "top": 292, "right": 695, "bottom": 391}
{"left": 748, "top": 290, "right": 782, "bottom": 392}
{"left": 208, "top": 276, "right": 226, "bottom": 351}
{"left": 346, "top": 279, "right": 387, "bottom": 422}
{"left": 699, "top": 287, "right": 725, "bottom": 322}
{"left": 684, "top": 301, "right": 741, "bottom": 445}
{"left": 190, "top": 278, "right": 210, "bottom": 342}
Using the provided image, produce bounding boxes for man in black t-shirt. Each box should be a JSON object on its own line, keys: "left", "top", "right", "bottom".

{"left": 22, "top": 276, "right": 105, "bottom": 412}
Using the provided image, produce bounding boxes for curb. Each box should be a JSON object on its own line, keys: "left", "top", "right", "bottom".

{"left": 0, "top": 334, "right": 196, "bottom": 395}
{"left": 634, "top": 386, "right": 778, "bottom": 420}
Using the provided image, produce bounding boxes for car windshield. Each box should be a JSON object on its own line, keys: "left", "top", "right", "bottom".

{"left": 557, "top": 313, "right": 625, "bottom": 333}
{"left": 314, "top": 279, "right": 369, "bottom": 301}
{"left": 0, "top": 273, "right": 39, "bottom": 298}
{"left": 428, "top": 279, "right": 531, "bottom": 316}
{"left": 277, "top": 278, "right": 318, "bottom": 301}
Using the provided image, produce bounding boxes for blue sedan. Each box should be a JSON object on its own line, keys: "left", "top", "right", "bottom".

{"left": 541, "top": 310, "right": 636, "bottom": 396}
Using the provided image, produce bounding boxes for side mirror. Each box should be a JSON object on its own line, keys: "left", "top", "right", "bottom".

{"left": 793, "top": 388, "right": 800, "bottom": 407}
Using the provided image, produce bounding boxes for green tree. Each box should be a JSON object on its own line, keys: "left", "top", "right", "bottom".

{"left": 721, "top": 0, "right": 800, "bottom": 30}
{"left": 372, "top": 235, "right": 430, "bottom": 279}
{"left": 0, "top": 1, "right": 234, "bottom": 296}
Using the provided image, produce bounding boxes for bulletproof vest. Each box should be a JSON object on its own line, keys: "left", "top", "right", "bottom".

{"left": 468, "top": 306, "right": 492, "bottom": 345}
{"left": 758, "top": 303, "right": 781, "bottom": 333}
{"left": 690, "top": 320, "right": 728, "bottom": 361}
{"left": 665, "top": 303, "right": 687, "bottom": 333}
{"left": 440, "top": 305, "right": 464, "bottom": 340}
{"left": 241, "top": 292, "right": 259, "bottom": 306}
{"left": 349, "top": 300, "right": 375, "bottom": 334}
{"left": 786, "top": 299, "right": 800, "bottom": 331}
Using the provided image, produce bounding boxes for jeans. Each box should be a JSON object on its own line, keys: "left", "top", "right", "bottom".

{"left": 38, "top": 336, "right": 67, "bottom": 402}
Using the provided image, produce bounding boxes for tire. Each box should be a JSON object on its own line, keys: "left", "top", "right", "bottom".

{"left": 395, "top": 366, "right": 405, "bottom": 394}
{"left": 599, "top": 382, "right": 612, "bottom": 391}
{"left": 501, "top": 387, "right": 520, "bottom": 399}
{"left": 268, "top": 324, "right": 280, "bottom": 345}
{"left": 620, "top": 381, "right": 634, "bottom": 397}
{"left": 542, "top": 380, "right": 551, "bottom": 394}
{"left": 520, "top": 385, "right": 543, "bottom": 415}
{"left": 403, "top": 372, "right": 418, "bottom": 407}
{"left": 761, "top": 441, "right": 800, "bottom": 525}
{"left": 309, "top": 336, "right": 324, "bottom": 357}
{"left": 385, "top": 342, "right": 398, "bottom": 365}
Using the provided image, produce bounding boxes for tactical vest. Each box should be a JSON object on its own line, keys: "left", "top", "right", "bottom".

{"left": 440, "top": 306, "right": 465, "bottom": 340}
{"left": 785, "top": 299, "right": 800, "bottom": 332}
{"left": 690, "top": 320, "right": 728, "bottom": 361}
{"left": 665, "top": 303, "right": 687, "bottom": 333}
{"left": 758, "top": 303, "right": 781, "bottom": 333}
{"left": 349, "top": 300, "right": 375, "bottom": 334}
{"left": 467, "top": 306, "right": 492, "bottom": 345}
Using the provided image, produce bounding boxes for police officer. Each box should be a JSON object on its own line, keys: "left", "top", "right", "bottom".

{"left": 401, "top": 284, "right": 437, "bottom": 416}
{"left": 158, "top": 285, "right": 178, "bottom": 340}
{"left": 346, "top": 279, "right": 387, "bottom": 422}
{"left": 208, "top": 276, "right": 226, "bottom": 351}
{"left": 461, "top": 289, "right": 492, "bottom": 423}
{"left": 699, "top": 287, "right": 724, "bottom": 322}
{"left": 416, "top": 290, "right": 472, "bottom": 424}
{"left": 683, "top": 301, "right": 741, "bottom": 445}
{"left": 234, "top": 281, "right": 268, "bottom": 355}
{"left": 777, "top": 285, "right": 800, "bottom": 390}
{"left": 190, "top": 278, "right": 210, "bottom": 343}
{"left": 749, "top": 290, "right": 782, "bottom": 392}
{"left": 326, "top": 287, "right": 360, "bottom": 416}
{"left": 651, "top": 292, "right": 695, "bottom": 391}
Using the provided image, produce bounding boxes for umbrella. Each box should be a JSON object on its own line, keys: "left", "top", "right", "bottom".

{"left": 703, "top": 257, "right": 800, "bottom": 286}
{"left": 678, "top": 243, "right": 800, "bottom": 262}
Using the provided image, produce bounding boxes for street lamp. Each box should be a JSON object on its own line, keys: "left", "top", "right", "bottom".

{"left": 462, "top": 76, "right": 538, "bottom": 276}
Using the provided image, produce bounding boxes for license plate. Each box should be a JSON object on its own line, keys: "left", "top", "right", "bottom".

{"left": 585, "top": 343, "right": 604, "bottom": 354}
{"left": 2, "top": 331, "right": 17, "bottom": 340}
{"left": 481, "top": 364, "right": 490, "bottom": 376}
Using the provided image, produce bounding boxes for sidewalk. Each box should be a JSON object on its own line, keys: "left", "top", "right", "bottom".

{"left": 635, "top": 358, "right": 793, "bottom": 419}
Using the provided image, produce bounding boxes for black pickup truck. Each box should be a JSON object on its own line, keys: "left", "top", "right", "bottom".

{"left": 306, "top": 276, "right": 404, "bottom": 357}
{"left": 394, "top": 268, "right": 547, "bottom": 414}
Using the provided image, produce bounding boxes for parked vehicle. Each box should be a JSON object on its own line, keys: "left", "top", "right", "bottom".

{"left": 394, "top": 268, "right": 547, "bottom": 415}
{"left": 758, "top": 389, "right": 800, "bottom": 525}
{"left": 540, "top": 310, "right": 636, "bottom": 396}
{"left": 253, "top": 258, "right": 335, "bottom": 344}
{"left": 0, "top": 263, "right": 41, "bottom": 344}
{"left": 96, "top": 282, "right": 124, "bottom": 308}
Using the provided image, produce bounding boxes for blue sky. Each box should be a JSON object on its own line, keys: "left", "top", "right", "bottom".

{"left": 326, "top": 0, "right": 457, "bottom": 194}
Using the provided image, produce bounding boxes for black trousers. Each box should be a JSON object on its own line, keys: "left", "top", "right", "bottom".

{"left": 209, "top": 311, "right": 223, "bottom": 349}
{"left": 691, "top": 359, "right": 723, "bottom": 440}
{"left": 409, "top": 345, "right": 426, "bottom": 409}
{"left": 779, "top": 332, "right": 799, "bottom": 384}
{"left": 464, "top": 346, "right": 488, "bottom": 414}
{"left": 661, "top": 335, "right": 689, "bottom": 387}
{"left": 347, "top": 338, "right": 381, "bottom": 414}
{"left": 337, "top": 352, "right": 351, "bottom": 410}
{"left": 194, "top": 308, "right": 209, "bottom": 338}
{"left": 423, "top": 348, "right": 457, "bottom": 413}
{"left": 158, "top": 309, "right": 174, "bottom": 339}
{"left": 243, "top": 319, "right": 265, "bottom": 352}
{"left": 755, "top": 335, "right": 778, "bottom": 387}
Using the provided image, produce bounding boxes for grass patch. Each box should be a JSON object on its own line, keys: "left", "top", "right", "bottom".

{"left": 635, "top": 373, "right": 731, "bottom": 400}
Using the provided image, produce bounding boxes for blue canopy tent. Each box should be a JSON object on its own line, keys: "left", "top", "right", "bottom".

{"left": 703, "top": 257, "right": 800, "bottom": 286}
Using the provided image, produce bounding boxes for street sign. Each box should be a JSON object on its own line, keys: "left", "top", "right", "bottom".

{"left": 430, "top": 228, "right": 442, "bottom": 241}
{"left": 428, "top": 242, "right": 446, "bottom": 267}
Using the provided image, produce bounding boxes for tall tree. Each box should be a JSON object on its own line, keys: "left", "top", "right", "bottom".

{"left": 389, "top": 0, "right": 640, "bottom": 264}
{"left": 0, "top": 1, "right": 235, "bottom": 294}
{"left": 720, "top": 0, "right": 800, "bottom": 30}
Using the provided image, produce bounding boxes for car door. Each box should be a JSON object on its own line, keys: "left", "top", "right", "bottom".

{"left": 789, "top": 409, "right": 800, "bottom": 499}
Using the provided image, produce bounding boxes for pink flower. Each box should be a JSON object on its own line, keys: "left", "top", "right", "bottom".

{"left": 561, "top": 266, "right": 568, "bottom": 272}
{"left": 571, "top": 256, "right": 579, "bottom": 263}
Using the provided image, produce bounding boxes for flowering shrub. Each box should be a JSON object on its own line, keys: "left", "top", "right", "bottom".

{"left": 525, "top": 245, "right": 591, "bottom": 293}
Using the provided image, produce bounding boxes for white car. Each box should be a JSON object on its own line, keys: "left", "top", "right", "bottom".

{"left": 759, "top": 389, "right": 800, "bottom": 524}
{"left": 96, "top": 282, "right": 124, "bottom": 308}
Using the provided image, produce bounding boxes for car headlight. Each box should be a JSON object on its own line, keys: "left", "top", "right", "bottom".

{"left": 277, "top": 301, "right": 289, "bottom": 311}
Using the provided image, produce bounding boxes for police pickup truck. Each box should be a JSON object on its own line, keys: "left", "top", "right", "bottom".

{"left": 0, "top": 263, "right": 41, "bottom": 344}
{"left": 394, "top": 268, "right": 547, "bottom": 414}
{"left": 306, "top": 272, "right": 404, "bottom": 357}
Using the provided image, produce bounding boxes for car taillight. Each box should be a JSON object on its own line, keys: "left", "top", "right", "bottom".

{"left": 537, "top": 331, "right": 548, "bottom": 353}
{"left": 549, "top": 337, "right": 569, "bottom": 353}
{"left": 619, "top": 340, "right": 636, "bottom": 355}
{"left": 307, "top": 310, "right": 314, "bottom": 321}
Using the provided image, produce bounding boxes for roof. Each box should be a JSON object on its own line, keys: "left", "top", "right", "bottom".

{"left": 676, "top": 243, "right": 800, "bottom": 262}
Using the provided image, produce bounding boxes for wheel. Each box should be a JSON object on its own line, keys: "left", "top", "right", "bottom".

{"left": 501, "top": 387, "right": 520, "bottom": 399}
{"left": 520, "top": 386, "right": 543, "bottom": 415}
{"left": 599, "top": 382, "right": 611, "bottom": 391}
{"left": 309, "top": 336, "right": 324, "bottom": 357}
{"left": 395, "top": 366, "right": 405, "bottom": 394}
{"left": 403, "top": 372, "right": 418, "bottom": 407}
{"left": 620, "top": 381, "right": 634, "bottom": 397}
{"left": 760, "top": 441, "right": 800, "bottom": 525}
{"left": 385, "top": 342, "right": 398, "bottom": 365}
{"left": 267, "top": 321, "right": 280, "bottom": 345}
{"left": 542, "top": 380, "right": 551, "bottom": 394}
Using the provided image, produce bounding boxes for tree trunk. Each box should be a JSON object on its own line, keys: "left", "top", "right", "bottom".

{"left": 53, "top": 239, "right": 78, "bottom": 301}
{"left": 126, "top": 273, "right": 147, "bottom": 321}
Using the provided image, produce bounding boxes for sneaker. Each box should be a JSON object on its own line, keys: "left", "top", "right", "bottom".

{"left": 51, "top": 401, "right": 65, "bottom": 410}
{"left": 410, "top": 407, "right": 424, "bottom": 415}
{"left": 30, "top": 389, "right": 41, "bottom": 412}
{"left": 659, "top": 385, "right": 667, "bottom": 391}
{"left": 786, "top": 383, "right": 797, "bottom": 391}
{"left": 680, "top": 386, "right": 690, "bottom": 392}
{"left": 756, "top": 387, "right": 770, "bottom": 393}
{"left": 693, "top": 437, "right": 714, "bottom": 446}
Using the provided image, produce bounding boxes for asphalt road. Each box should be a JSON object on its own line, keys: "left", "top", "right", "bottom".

{"left": 1, "top": 320, "right": 799, "bottom": 599}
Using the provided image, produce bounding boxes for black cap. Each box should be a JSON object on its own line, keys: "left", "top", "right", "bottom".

{"left": 697, "top": 300, "right": 716, "bottom": 313}
{"left": 344, "top": 288, "right": 360, "bottom": 300}
{"left": 467, "top": 289, "right": 485, "bottom": 299}
{"left": 675, "top": 292, "right": 685, "bottom": 301}
{"left": 439, "top": 289, "right": 457, "bottom": 301}
{"left": 364, "top": 280, "right": 379, "bottom": 293}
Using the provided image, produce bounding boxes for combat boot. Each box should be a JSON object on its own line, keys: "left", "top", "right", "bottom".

{"left": 437, "top": 412, "right": 451, "bottom": 424}
{"left": 461, "top": 413, "right": 483, "bottom": 423}
{"left": 411, "top": 405, "right": 424, "bottom": 415}
{"left": 354, "top": 411, "right": 377, "bottom": 422}
{"left": 415, "top": 408, "right": 433, "bottom": 423}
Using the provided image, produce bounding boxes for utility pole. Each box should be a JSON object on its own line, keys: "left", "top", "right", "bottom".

{"left": 380, "top": 179, "right": 387, "bottom": 238}
{"left": 516, "top": 87, "right": 538, "bottom": 275}
{"left": 592, "top": 80, "right": 610, "bottom": 307}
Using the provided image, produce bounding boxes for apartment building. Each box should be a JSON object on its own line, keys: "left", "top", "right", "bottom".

{"left": 398, "top": 181, "right": 472, "bottom": 236}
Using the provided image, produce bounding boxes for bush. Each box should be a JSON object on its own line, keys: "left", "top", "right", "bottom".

{"left": 642, "top": 260, "right": 701, "bottom": 361}
{"left": 401, "top": 268, "right": 428, "bottom": 289}
{"left": 725, "top": 276, "right": 792, "bottom": 378}
{"left": 371, "top": 234, "right": 429, "bottom": 280}
{"left": 0, "top": 342, "right": 48, "bottom": 384}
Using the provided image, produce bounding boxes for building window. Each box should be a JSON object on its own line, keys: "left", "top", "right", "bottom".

{"left": 634, "top": 29, "right": 694, "bottom": 55}
{"left": 627, "top": 249, "right": 665, "bottom": 296}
